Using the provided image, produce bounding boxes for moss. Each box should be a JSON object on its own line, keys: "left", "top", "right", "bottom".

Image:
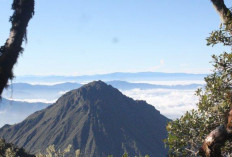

{"left": 0, "top": 0, "right": 35, "bottom": 96}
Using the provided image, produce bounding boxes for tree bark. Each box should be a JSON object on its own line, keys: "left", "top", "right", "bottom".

{"left": 211, "top": 0, "right": 232, "bottom": 24}
{"left": 199, "top": 125, "right": 229, "bottom": 157}
{"left": 0, "top": 0, "right": 35, "bottom": 96}
{"left": 200, "top": 109, "right": 232, "bottom": 156}
{"left": 200, "top": 1, "right": 232, "bottom": 156}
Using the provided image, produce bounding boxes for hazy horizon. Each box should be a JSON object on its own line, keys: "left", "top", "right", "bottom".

{"left": 1, "top": 78, "right": 203, "bottom": 123}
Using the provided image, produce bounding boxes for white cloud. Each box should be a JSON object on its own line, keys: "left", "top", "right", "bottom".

{"left": 1, "top": 82, "right": 200, "bottom": 127}
{"left": 160, "top": 59, "right": 165, "bottom": 65}
{"left": 121, "top": 88, "right": 199, "bottom": 119}
{"left": 58, "top": 91, "right": 69, "bottom": 95}
{"left": 130, "top": 80, "right": 205, "bottom": 85}
{"left": 8, "top": 98, "right": 55, "bottom": 104}
{"left": 148, "top": 59, "right": 165, "bottom": 71}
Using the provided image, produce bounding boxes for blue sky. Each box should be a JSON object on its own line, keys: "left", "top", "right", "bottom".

{"left": 1, "top": 0, "right": 232, "bottom": 76}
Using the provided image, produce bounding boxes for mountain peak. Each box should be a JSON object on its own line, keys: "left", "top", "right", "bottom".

{"left": 87, "top": 80, "right": 106, "bottom": 86}
{"left": 61, "top": 80, "right": 121, "bottom": 103}
{"left": 0, "top": 81, "right": 169, "bottom": 157}
{"left": 81, "top": 80, "right": 110, "bottom": 90}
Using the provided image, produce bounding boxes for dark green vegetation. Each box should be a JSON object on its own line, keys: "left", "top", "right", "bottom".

{"left": 165, "top": 53, "right": 232, "bottom": 156}
{"left": 0, "top": 139, "right": 34, "bottom": 157}
{"left": 165, "top": 4, "right": 232, "bottom": 157}
{"left": 0, "top": 81, "right": 169, "bottom": 157}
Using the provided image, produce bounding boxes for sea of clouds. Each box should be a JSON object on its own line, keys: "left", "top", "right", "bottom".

{"left": 130, "top": 80, "right": 205, "bottom": 86}
{"left": 0, "top": 80, "right": 203, "bottom": 127}
{"left": 121, "top": 88, "right": 199, "bottom": 119}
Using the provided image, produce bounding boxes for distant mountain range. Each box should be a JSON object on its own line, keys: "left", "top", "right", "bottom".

{"left": 3, "top": 81, "right": 203, "bottom": 101}
{"left": 107, "top": 80, "right": 203, "bottom": 90}
{"left": 0, "top": 98, "right": 50, "bottom": 127}
{"left": 0, "top": 81, "right": 169, "bottom": 157}
{"left": 3, "top": 82, "right": 82, "bottom": 101}
{"left": 0, "top": 98, "right": 49, "bottom": 113}
{"left": 15, "top": 72, "right": 207, "bottom": 83}
{"left": 1, "top": 80, "right": 202, "bottom": 126}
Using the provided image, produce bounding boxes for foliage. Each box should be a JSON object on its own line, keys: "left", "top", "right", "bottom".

{"left": 206, "top": 8, "right": 232, "bottom": 47}
{"left": 36, "top": 145, "right": 150, "bottom": 157}
{"left": 165, "top": 10, "right": 232, "bottom": 157}
{"left": 108, "top": 153, "right": 150, "bottom": 157}
{"left": 0, "top": 139, "right": 34, "bottom": 157}
{"left": 206, "top": 10, "right": 232, "bottom": 47}
{"left": 36, "top": 144, "right": 75, "bottom": 157}
{"left": 0, "top": 139, "right": 150, "bottom": 157}
{"left": 36, "top": 147, "right": 149, "bottom": 157}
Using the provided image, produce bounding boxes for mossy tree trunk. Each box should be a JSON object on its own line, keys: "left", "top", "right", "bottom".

{"left": 0, "top": 0, "right": 34, "bottom": 96}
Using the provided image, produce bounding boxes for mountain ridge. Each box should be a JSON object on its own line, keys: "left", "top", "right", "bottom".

{"left": 0, "top": 81, "right": 169, "bottom": 157}
{"left": 2, "top": 80, "right": 202, "bottom": 103}
{"left": 15, "top": 72, "right": 207, "bottom": 83}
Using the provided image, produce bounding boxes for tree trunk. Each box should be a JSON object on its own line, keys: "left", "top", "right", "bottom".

{"left": 200, "top": 109, "right": 232, "bottom": 156}
{"left": 200, "top": 1, "right": 232, "bottom": 156}
{"left": 211, "top": 0, "right": 232, "bottom": 24}
{"left": 199, "top": 125, "right": 229, "bottom": 157}
{"left": 0, "top": 0, "right": 35, "bottom": 96}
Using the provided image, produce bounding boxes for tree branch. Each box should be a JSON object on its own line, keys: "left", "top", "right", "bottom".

{"left": 199, "top": 2, "right": 232, "bottom": 156}
{"left": 199, "top": 125, "right": 229, "bottom": 157}
{"left": 0, "top": 0, "right": 35, "bottom": 96}
{"left": 211, "top": 0, "right": 232, "bottom": 24}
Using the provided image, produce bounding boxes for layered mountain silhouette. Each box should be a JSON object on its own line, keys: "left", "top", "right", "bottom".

{"left": 0, "top": 98, "right": 50, "bottom": 127}
{"left": 15, "top": 72, "right": 206, "bottom": 83}
{"left": 0, "top": 81, "right": 169, "bottom": 157}
{"left": 3, "top": 81, "right": 202, "bottom": 101}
